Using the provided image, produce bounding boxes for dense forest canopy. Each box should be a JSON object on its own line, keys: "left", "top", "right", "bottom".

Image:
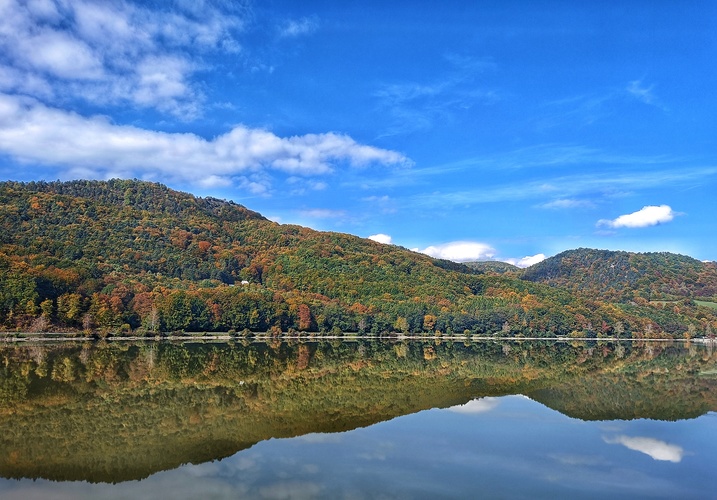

{"left": 463, "top": 260, "right": 520, "bottom": 274}
{"left": 523, "top": 248, "right": 717, "bottom": 300}
{"left": 1, "top": 180, "right": 716, "bottom": 338}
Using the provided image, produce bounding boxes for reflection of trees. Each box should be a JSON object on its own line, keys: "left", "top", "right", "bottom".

{"left": 0, "top": 340, "right": 715, "bottom": 483}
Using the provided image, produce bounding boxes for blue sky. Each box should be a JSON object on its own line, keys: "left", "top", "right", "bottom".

{"left": 1, "top": 0, "right": 716, "bottom": 265}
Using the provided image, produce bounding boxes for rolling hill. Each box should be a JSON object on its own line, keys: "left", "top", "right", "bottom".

{"left": 521, "top": 248, "right": 717, "bottom": 301}
{"left": 1, "top": 180, "right": 715, "bottom": 338}
{"left": 463, "top": 260, "right": 520, "bottom": 274}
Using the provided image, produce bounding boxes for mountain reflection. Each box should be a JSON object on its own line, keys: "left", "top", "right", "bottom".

{"left": 0, "top": 339, "right": 715, "bottom": 483}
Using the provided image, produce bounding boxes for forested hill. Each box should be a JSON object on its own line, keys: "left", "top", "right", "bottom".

{"left": 1, "top": 180, "right": 716, "bottom": 338}
{"left": 464, "top": 261, "right": 520, "bottom": 274}
{"left": 10, "top": 178, "right": 269, "bottom": 222}
{"left": 522, "top": 248, "right": 717, "bottom": 301}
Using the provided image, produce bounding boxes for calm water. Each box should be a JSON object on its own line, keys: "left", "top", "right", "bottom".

{"left": 0, "top": 339, "right": 715, "bottom": 499}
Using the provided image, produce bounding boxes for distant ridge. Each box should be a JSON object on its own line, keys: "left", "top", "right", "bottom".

{"left": 521, "top": 248, "right": 717, "bottom": 301}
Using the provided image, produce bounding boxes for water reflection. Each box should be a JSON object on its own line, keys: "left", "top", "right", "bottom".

{"left": 602, "top": 435, "right": 685, "bottom": 462}
{"left": 0, "top": 339, "right": 715, "bottom": 498}
{"left": 447, "top": 396, "right": 501, "bottom": 414}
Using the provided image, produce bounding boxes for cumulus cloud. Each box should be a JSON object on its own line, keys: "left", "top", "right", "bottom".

{"left": 597, "top": 205, "right": 676, "bottom": 229}
{"left": 414, "top": 241, "right": 496, "bottom": 262}
{"left": 447, "top": 397, "right": 499, "bottom": 414}
{"left": 0, "top": 0, "right": 246, "bottom": 118}
{"left": 603, "top": 435, "right": 685, "bottom": 463}
{"left": 501, "top": 254, "right": 547, "bottom": 268}
{"left": 237, "top": 175, "right": 272, "bottom": 196}
{"left": 368, "top": 234, "right": 392, "bottom": 244}
{"left": 0, "top": 93, "right": 409, "bottom": 192}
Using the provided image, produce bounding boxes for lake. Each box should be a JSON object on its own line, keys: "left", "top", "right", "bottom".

{"left": 0, "top": 339, "right": 715, "bottom": 499}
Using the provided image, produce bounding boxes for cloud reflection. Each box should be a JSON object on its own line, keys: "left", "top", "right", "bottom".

{"left": 603, "top": 435, "right": 685, "bottom": 463}
{"left": 548, "top": 453, "right": 610, "bottom": 467}
{"left": 295, "top": 433, "right": 342, "bottom": 444}
{"left": 447, "top": 397, "right": 500, "bottom": 414}
{"left": 259, "top": 480, "right": 323, "bottom": 499}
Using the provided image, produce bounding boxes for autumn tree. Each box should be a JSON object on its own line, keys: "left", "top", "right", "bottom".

{"left": 298, "top": 304, "right": 313, "bottom": 331}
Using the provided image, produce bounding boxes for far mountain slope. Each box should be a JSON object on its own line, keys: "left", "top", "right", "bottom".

{"left": 522, "top": 248, "right": 717, "bottom": 302}
{"left": 463, "top": 261, "right": 520, "bottom": 274}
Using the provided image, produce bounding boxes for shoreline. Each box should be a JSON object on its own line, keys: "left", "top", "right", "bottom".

{"left": 1, "top": 331, "right": 714, "bottom": 344}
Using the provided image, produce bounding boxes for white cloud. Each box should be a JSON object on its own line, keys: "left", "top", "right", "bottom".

{"left": 24, "top": 0, "right": 63, "bottom": 21}
{"left": 414, "top": 241, "right": 496, "bottom": 262}
{"left": 603, "top": 435, "right": 685, "bottom": 463}
{"left": 286, "top": 177, "right": 328, "bottom": 195}
{"left": 0, "top": 93, "right": 409, "bottom": 193}
{"left": 197, "top": 174, "right": 233, "bottom": 189}
{"left": 598, "top": 205, "right": 676, "bottom": 229}
{"left": 627, "top": 79, "right": 660, "bottom": 107}
{"left": 296, "top": 433, "right": 342, "bottom": 444}
{"left": 21, "top": 30, "right": 105, "bottom": 80}
{"left": 279, "top": 17, "right": 319, "bottom": 38}
{"left": 133, "top": 56, "right": 196, "bottom": 114}
{"left": 501, "top": 254, "right": 546, "bottom": 268}
{"left": 447, "top": 397, "right": 499, "bottom": 414}
{"left": 362, "top": 195, "right": 390, "bottom": 202}
{"left": 0, "top": 63, "right": 54, "bottom": 98}
{"left": 258, "top": 481, "right": 323, "bottom": 500}
{"left": 540, "top": 198, "right": 596, "bottom": 210}
{"left": 368, "top": 234, "right": 392, "bottom": 244}
{"left": 0, "top": 0, "right": 246, "bottom": 118}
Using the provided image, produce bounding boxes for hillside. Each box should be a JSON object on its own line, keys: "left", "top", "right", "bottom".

{"left": 1, "top": 180, "right": 716, "bottom": 338}
{"left": 522, "top": 248, "right": 717, "bottom": 301}
{"left": 464, "top": 260, "right": 520, "bottom": 274}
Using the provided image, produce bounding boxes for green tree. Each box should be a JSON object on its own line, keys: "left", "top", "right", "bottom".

{"left": 57, "top": 293, "right": 83, "bottom": 326}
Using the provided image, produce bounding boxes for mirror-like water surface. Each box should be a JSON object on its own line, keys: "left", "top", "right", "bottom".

{"left": 0, "top": 339, "right": 715, "bottom": 498}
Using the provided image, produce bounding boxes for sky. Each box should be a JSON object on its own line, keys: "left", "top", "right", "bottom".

{"left": 1, "top": 0, "right": 716, "bottom": 266}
